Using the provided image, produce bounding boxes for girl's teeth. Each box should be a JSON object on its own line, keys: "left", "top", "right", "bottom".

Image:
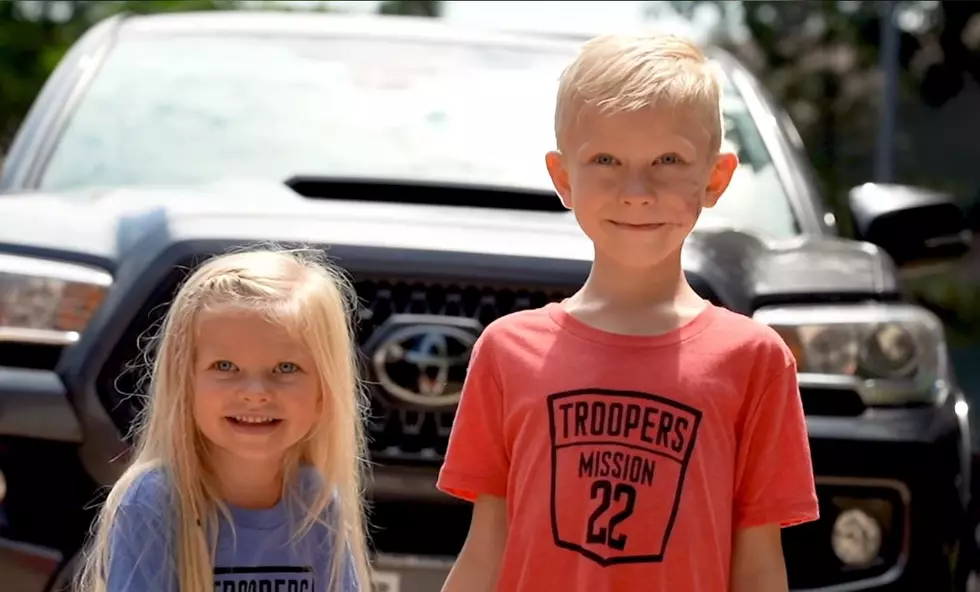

{"left": 235, "top": 416, "right": 275, "bottom": 424}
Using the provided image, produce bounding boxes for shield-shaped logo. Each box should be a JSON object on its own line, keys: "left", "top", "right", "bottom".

{"left": 547, "top": 388, "right": 702, "bottom": 566}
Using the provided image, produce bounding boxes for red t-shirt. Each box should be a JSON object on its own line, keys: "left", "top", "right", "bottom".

{"left": 437, "top": 302, "right": 819, "bottom": 592}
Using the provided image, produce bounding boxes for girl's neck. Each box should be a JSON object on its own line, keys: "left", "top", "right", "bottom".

{"left": 209, "top": 451, "right": 285, "bottom": 510}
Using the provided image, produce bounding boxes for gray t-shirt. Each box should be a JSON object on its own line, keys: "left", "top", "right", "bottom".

{"left": 106, "top": 468, "right": 359, "bottom": 592}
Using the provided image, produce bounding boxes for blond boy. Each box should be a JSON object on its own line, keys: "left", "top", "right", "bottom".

{"left": 437, "top": 32, "right": 818, "bottom": 592}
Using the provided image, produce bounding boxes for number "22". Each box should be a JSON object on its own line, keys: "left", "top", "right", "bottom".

{"left": 585, "top": 480, "right": 637, "bottom": 551}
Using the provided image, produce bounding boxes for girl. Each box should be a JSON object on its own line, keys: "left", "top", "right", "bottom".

{"left": 74, "top": 247, "right": 371, "bottom": 592}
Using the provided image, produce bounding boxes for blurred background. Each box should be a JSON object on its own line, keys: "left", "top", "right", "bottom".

{"left": 3, "top": 0, "right": 980, "bottom": 381}
{"left": 3, "top": 2, "right": 980, "bottom": 591}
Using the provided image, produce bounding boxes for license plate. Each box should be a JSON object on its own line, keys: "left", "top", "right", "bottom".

{"left": 372, "top": 570, "right": 401, "bottom": 592}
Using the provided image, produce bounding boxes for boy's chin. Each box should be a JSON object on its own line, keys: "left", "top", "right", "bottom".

{"left": 592, "top": 236, "right": 686, "bottom": 270}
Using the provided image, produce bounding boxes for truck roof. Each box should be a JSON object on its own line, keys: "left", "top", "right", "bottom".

{"left": 117, "top": 9, "right": 589, "bottom": 53}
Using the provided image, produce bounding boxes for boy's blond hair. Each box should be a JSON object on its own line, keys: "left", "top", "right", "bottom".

{"left": 555, "top": 32, "right": 724, "bottom": 154}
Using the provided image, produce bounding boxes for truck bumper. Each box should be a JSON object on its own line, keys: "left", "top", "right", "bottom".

{"left": 784, "top": 390, "right": 972, "bottom": 591}
{"left": 0, "top": 365, "right": 975, "bottom": 592}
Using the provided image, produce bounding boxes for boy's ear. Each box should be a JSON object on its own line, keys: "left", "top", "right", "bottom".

{"left": 702, "top": 151, "right": 738, "bottom": 208}
{"left": 545, "top": 151, "right": 573, "bottom": 209}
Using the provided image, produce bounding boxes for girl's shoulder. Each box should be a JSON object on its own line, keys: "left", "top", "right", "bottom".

{"left": 292, "top": 466, "right": 342, "bottom": 528}
{"left": 296, "top": 465, "right": 329, "bottom": 498}
{"left": 117, "top": 466, "right": 173, "bottom": 519}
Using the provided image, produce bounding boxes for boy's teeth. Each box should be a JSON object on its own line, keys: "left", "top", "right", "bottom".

{"left": 234, "top": 416, "right": 275, "bottom": 424}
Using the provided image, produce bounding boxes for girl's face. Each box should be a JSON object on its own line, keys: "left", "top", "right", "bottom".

{"left": 192, "top": 308, "right": 320, "bottom": 466}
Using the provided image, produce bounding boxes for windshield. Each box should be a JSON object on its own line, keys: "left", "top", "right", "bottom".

{"left": 39, "top": 30, "right": 799, "bottom": 238}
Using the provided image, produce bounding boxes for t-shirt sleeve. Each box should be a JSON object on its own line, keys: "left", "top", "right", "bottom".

{"left": 437, "top": 330, "right": 509, "bottom": 502}
{"left": 107, "top": 502, "right": 176, "bottom": 592}
{"left": 733, "top": 354, "right": 819, "bottom": 531}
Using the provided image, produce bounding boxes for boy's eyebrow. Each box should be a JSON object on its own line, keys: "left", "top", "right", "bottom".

{"left": 574, "top": 134, "right": 703, "bottom": 158}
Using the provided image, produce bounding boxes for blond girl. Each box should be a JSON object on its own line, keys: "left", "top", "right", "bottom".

{"left": 74, "top": 247, "right": 371, "bottom": 591}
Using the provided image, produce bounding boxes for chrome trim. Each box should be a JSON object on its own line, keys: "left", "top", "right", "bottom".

{"left": 799, "top": 372, "right": 947, "bottom": 407}
{"left": 0, "top": 252, "right": 113, "bottom": 286}
{"left": 794, "top": 476, "right": 912, "bottom": 592}
{"left": 367, "top": 465, "right": 448, "bottom": 503}
{"left": 0, "top": 327, "right": 78, "bottom": 346}
{"left": 0, "top": 254, "right": 112, "bottom": 345}
{"left": 372, "top": 553, "right": 456, "bottom": 592}
{"left": 373, "top": 553, "right": 456, "bottom": 570}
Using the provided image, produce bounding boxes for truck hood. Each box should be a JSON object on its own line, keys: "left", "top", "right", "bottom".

{"left": 0, "top": 183, "right": 899, "bottom": 312}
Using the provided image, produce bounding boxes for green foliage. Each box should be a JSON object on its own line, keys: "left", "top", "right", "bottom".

{"left": 0, "top": 0, "right": 444, "bottom": 151}
{"left": 378, "top": 1, "right": 441, "bottom": 17}
{"left": 0, "top": 0, "right": 231, "bottom": 146}
{"left": 669, "top": 2, "right": 980, "bottom": 201}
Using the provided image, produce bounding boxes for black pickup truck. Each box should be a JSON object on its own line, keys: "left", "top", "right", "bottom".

{"left": 0, "top": 10, "right": 976, "bottom": 592}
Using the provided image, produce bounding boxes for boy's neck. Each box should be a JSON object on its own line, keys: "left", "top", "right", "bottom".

{"left": 567, "top": 248, "right": 707, "bottom": 335}
{"left": 209, "top": 451, "right": 285, "bottom": 510}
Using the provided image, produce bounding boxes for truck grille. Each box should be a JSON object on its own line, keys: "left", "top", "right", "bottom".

{"left": 94, "top": 261, "right": 569, "bottom": 464}
{"left": 94, "top": 256, "right": 863, "bottom": 465}
{"left": 354, "top": 278, "right": 568, "bottom": 463}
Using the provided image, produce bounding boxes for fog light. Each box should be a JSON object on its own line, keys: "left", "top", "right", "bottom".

{"left": 831, "top": 508, "right": 882, "bottom": 567}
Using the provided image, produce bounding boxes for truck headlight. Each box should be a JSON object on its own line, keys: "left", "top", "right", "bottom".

{"left": 753, "top": 303, "right": 948, "bottom": 405}
{"left": 0, "top": 253, "right": 112, "bottom": 345}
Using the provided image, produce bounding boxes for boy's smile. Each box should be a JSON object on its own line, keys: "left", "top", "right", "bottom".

{"left": 546, "top": 103, "right": 737, "bottom": 269}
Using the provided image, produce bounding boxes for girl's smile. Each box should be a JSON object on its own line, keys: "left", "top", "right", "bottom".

{"left": 192, "top": 308, "right": 321, "bottom": 463}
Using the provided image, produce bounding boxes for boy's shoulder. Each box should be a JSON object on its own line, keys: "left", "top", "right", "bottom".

{"left": 483, "top": 302, "right": 789, "bottom": 349}
{"left": 474, "top": 302, "right": 794, "bottom": 376}
{"left": 704, "top": 304, "right": 795, "bottom": 362}
{"left": 471, "top": 305, "right": 557, "bottom": 361}
{"left": 481, "top": 305, "right": 556, "bottom": 340}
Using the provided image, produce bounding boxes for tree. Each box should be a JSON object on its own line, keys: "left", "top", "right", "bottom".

{"left": 669, "top": 1, "right": 980, "bottom": 204}
{"left": 378, "top": 0, "right": 441, "bottom": 18}
{"left": 0, "top": 0, "right": 239, "bottom": 150}
{"left": 0, "top": 0, "right": 435, "bottom": 154}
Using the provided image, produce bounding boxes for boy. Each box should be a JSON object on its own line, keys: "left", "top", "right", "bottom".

{"left": 436, "top": 31, "right": 819, "bottom": 592}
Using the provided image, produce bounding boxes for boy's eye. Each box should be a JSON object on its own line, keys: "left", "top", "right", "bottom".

{"left": 274, "top": 362, "right": 300, "bottom": 374}
{"left": 212, "top": 360, "right": 237, "bottom": 372}
{"left": 591, "top": 153, "right": 618, "bottom": 166}
{"left": 654, "top": 153, "right": 681, "bottom": 165}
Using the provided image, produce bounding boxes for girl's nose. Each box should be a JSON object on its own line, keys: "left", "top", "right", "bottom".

{"left": 241, "top": 377, "right": 272, "bottom": 402}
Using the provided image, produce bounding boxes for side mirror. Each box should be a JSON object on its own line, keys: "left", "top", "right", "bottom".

{"left": 847, "top": 183, "right": 972, "bottom": 267}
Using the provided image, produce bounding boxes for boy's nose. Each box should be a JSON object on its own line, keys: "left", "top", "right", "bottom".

{"left": 620, "top": 177, "right": 655, "bottom": 205}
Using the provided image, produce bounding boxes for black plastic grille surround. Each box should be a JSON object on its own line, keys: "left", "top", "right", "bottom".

{"left": 94, "top": 256, "right": 865, "bottom": 464}
{"left": 355, "top": 279, "right": 569, "bottom": 462}
{"left": 94, "top": 259, "right": 571, "bottom": 463}
{"left": 783, "top": 480, "right": 908, "bottom": 589}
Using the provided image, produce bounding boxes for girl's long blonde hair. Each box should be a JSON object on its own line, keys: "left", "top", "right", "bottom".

{"left": 75, "top": 246, "right": 372, "bottom": 592}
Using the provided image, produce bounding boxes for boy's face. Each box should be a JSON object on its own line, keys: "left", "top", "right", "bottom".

{"left": 546, "top": 103, "right": 737, "bottom": 269}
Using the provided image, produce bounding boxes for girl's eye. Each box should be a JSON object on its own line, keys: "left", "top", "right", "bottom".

{"left": 274, "top": 362, "right": 299, "bottom": 374}
{"left": 655, "top": 153, "right": 681, "bottom": 165}
{"left": 591, "top": 153, "right": 618, "bottom": 166}
{"left": 213, "top": 360, "right": 237, "bottom": 372}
